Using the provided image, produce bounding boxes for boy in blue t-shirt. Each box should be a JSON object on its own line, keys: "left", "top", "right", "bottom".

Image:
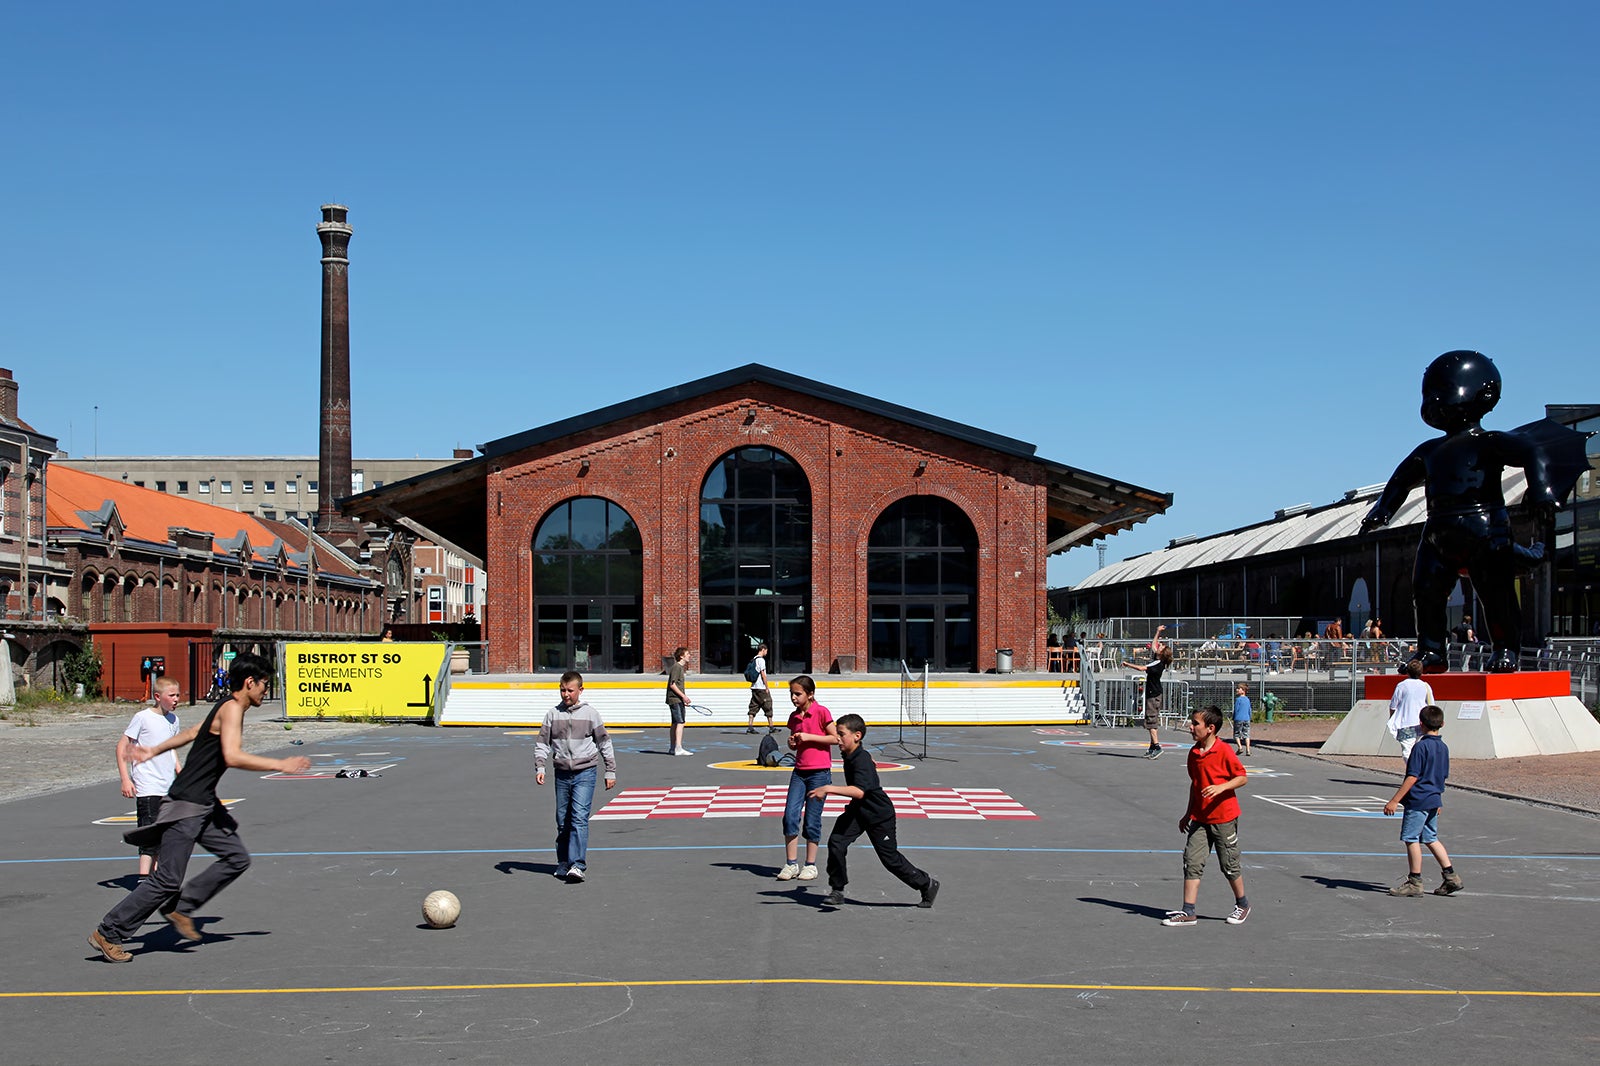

{"left": 1231, "top": 683, "right": 1252, "bottom": 758}
{"left": 1382, "top": 704, "right": 1463, "bottom": 897}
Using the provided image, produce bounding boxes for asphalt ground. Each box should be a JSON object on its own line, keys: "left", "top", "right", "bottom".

{"left": 3, "top": 721, "right": 1597, "bottom": 1065}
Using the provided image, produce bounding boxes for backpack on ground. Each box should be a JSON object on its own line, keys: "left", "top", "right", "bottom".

{"left": 756, "top": 732, "right": 793, "bottom": 767}
{"left": 744, "top": 658, "right": 761, "bottom": 684}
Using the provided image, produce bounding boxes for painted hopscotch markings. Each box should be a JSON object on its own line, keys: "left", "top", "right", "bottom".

{"left": 1256, "top": 794, "right": 1388, "bottom": 817}
{"left": 1032, "top": 728, "right": 1089, "bottom": 736}
{"left": 709, "top": 759, "right": 912, "bottom": 774}
{"left": 1235, "top": 765, "right": 1293, "bottom": 778}
{"left": 593, "top": 785, "right": 1038, "bottom": 820}
{"left": 1041, "top": 740, "right": 1185, "bottom": 750}
{"left": 94, "top": 798, "right": 243, "bottom": 826}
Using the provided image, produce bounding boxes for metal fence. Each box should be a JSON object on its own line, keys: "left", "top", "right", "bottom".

{"left": 1081, "top": 635, "right": 1600, "bottom": 719}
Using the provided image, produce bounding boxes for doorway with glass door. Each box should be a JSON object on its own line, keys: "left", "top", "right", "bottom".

{"left": 701, "top": 600, "right": 810, "bottom": 676}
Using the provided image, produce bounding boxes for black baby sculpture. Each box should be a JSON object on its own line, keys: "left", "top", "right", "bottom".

{"left": 1360, "top": 351, "right": 1589, "bottom": 674}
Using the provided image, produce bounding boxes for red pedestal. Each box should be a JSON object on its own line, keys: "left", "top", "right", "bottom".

{"left": 1362, "top": 671, "right": 1572, "bottom": 701}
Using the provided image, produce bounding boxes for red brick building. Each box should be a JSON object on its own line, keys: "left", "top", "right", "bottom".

{"left": 346, "top": 366, "right": 1169, "bottom": 675}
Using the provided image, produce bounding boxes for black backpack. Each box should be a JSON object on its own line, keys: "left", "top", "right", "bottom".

{"left": 756, "top": 732, "right": 792, "bottom": 767}
{"left": 744, "top": 658, "right": 761, "bottom": 684}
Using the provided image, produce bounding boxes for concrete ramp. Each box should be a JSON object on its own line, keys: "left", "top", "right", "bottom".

{"left": 1321, "top": 672, "right": 1600, "bottom": 758}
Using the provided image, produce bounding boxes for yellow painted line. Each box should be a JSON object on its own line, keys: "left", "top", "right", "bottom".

{"left": 5, "top": 977, "right": 1595, "bottom": 1001}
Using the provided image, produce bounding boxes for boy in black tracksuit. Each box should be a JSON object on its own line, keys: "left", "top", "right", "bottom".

{"left": 808, "top": 714, "right": 939, "bottom": 908}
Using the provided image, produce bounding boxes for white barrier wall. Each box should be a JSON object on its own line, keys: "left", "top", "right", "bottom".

{"left": 439, "top": 676, "right": 1086, "bottom": 728}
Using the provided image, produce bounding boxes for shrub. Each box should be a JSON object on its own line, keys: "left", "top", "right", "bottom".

{"left": 61, "top": 639, "right": 104, "bottom": 698}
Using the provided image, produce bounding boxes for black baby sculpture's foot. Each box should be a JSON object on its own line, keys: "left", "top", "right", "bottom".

{"left": 1413, "top": 651, "right": 1449, "bottom": 674}
{"left": 1487, "top": 650, "right": 1518, "bottom": 673}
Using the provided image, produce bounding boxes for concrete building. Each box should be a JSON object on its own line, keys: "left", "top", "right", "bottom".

{"left": 52, "top": 455, "right": 465, "bottom": 524}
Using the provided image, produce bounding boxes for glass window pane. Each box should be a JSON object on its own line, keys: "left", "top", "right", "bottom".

{"left": 867, "top": 552, "right": 902, "bottom": 595}
{"left": 904, "top": 506, "right": 935, "bottom": 547}
{"left": 702, "top": 458, "right": 731, "bottom": 500}
{"left": 535, "top": 505, "right": 570, "bottom": 550}
{"left": 771, "top": 454, "right": 808, "bottom": 502}
{"left": 570, "top": 497, "right": 606, "bottom": 549}
{"left": 737, "top": 503, "right": 773, "bottom": 546}
{"left": 868, "top": 506, "right": 901, "bottom": 547}
{"left": 702, "top": 603, "right": 735, "bottom": 671}
{"left": 905, "top": 551, "right": 938, "bottom": 595}
{"left": 774, "top": 503, "right": 811, "bottom": 548}
{"left": 772, "top": 548, "right": 809, "bottom": 595}
{"left": 608, "top": 503, "right": 642, "bottom": 550}
{"left": 572, "top": 554, "right": 606, "bottom": 595}
{"left": 736, "top": 549, "right": 774, "bottom": 595}
{"left": 609, "top": 553, "right": 641, "bottom": 596}
{"left": 700, "top": 504, "right": 730, "bottom": 548}
{"left": 701, "top": 545, "right": 734, "bottom": 596}
{"left": 870, "top": 605, "right": 901, "bottom": 673}
{"left": 940, "top": 550, "right": 975, "bottom": 596}
{"left": 534, "top": 554, "right": 568, "bottom": 596}
{"left": 738, "top": 451, "right": 773, "bottom": 499}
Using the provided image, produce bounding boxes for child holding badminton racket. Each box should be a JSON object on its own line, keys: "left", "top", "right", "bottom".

{"left": 776, "top": 675, "right": 838, "bottom": 882}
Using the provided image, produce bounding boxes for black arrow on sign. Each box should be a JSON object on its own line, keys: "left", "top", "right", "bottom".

{"left": 407, "top": 674, "right": 434, "bottom": 709}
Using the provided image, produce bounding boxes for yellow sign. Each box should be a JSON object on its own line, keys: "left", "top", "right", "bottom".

{"left": 283, "top": 642, "right": 448, "bottom": 720}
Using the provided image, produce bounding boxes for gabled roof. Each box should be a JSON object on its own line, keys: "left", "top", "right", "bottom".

{"left": 47, "top": 465, "right": 366, "bottom": 581}
{"left": 343, "top": 363, "right": 1171, "bottom": 558}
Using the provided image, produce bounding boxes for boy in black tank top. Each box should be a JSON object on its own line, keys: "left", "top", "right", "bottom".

{"left": 88, "top": 653, "right": 311, "bottom": 963}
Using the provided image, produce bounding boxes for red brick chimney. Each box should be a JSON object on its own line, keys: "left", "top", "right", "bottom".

{"left": 0, "top": 368, "right": 18, "bottom": 424}
{"left": 316, "top": 205, "right": 359, "bottom": 539}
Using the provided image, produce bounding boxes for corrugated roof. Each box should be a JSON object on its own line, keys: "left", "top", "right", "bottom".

{"left": 1074, "top": 471, "right": 1529, "bottom": 589}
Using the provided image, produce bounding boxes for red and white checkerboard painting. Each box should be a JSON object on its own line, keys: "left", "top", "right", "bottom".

{"left": 592, "top": 785, "right": 1037, "bottom": 820}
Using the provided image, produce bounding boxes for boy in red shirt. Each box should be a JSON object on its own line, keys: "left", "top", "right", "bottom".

{"left": 1163, "top": 705, "right": 1251, "bottom": 927}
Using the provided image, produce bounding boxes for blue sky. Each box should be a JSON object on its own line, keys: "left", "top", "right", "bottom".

{"left": 4, "top": 2, "right": 1595, "bottom": 586}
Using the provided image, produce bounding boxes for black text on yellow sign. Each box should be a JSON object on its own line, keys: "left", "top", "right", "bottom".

{"left": 283, "top": 642, "right": 448, "bottom": 720}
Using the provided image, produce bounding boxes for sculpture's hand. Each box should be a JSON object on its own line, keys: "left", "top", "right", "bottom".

{"left": 1359, "top": 507, "right": 1389, "bottom": 536}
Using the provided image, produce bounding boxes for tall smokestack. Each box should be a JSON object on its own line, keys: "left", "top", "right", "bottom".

{"left": 316, "top": 204, "right": 357, "bottom": 537}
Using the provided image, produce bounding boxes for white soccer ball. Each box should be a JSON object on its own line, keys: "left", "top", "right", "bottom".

{"left": 422, "top": 889, "right": 461, "bottom": 928}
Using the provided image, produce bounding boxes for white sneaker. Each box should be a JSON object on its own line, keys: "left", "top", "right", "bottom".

{"left": 798, "top": 864, "right": 819, "bottom": 881}
{"left": 672, "top": 747, "right": 694, "bottom": 756}
{"left": 776, "top": 862, "right": 800, "bottom": 881}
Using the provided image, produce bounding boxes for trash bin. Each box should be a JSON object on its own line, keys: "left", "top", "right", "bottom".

{"left": 995, "top": 648, "right": 1014, "bottom": 674}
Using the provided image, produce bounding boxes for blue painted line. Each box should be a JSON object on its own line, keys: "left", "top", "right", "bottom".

{"left": 7, "top": 845, "right": 1600, "bottom": 865}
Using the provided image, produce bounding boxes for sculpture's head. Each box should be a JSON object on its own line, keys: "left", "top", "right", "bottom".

{"left": 1421, "top": 350, "right": 1501, "bottom": 431}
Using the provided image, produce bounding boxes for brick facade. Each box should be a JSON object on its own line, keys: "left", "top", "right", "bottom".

{"left": 485, "top": 382, "right": 1052, "bottom": 674}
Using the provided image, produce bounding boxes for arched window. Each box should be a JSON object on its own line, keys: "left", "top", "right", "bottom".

{"left": 867, "top": 496, "right": 978, "bottom": 672}
{"left": 699, "top": 447, "right": 811, "bottom": 673}
{"left": 532, "top": 498, "right": 644, "bottom": 672}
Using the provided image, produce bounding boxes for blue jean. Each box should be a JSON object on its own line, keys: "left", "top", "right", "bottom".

{"left": 783, "top": 767, "right": 832, "bottom": 843}
{"left": 553, "top": 766, "right": 598, "bottom": 869}
{"left": 1399, "top": 807, "right": 1440, "bottom": 845}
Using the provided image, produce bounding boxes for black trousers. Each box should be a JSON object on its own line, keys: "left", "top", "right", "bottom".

{"left": 826, "top": 808, "right": 930, "bottom": 893}
{"left": 98, "top": 806, "right": 252, "bottom": 942}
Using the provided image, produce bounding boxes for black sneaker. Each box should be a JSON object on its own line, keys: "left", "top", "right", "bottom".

{"left": 918, "top": 877, "right": 940, "bottom": 909}
{"left": 745, "top": 726, "right": 757, "bottom": 734}
{"left": 823, "top": 890, "right": 845, "bottom": 907}
{"left": 1148, "top": 746, "right": 1163, "bottom": 760}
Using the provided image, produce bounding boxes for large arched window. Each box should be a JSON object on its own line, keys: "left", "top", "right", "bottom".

{"left": 532, "top": 498, "right": 643, "bottom": 672}
{"left": 867, "top": 496, "right": 978, "bottom": 672}
{"left": 700, "top": 447, "right": 811, "bottom": 673}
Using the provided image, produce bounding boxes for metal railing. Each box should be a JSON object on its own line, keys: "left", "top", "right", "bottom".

{"left": 1081, "top": 635, "right": 1597, "bottom": 719}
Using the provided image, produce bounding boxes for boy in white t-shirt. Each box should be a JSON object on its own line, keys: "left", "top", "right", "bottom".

{"left": 1387, "top": 659, "right": 1435, "bottom": 759}
{"left": 745, "top": 643, "right": 774, "bottom": 734}
{"left": 115, "top": 678, "right": 183, "bottom": 880}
